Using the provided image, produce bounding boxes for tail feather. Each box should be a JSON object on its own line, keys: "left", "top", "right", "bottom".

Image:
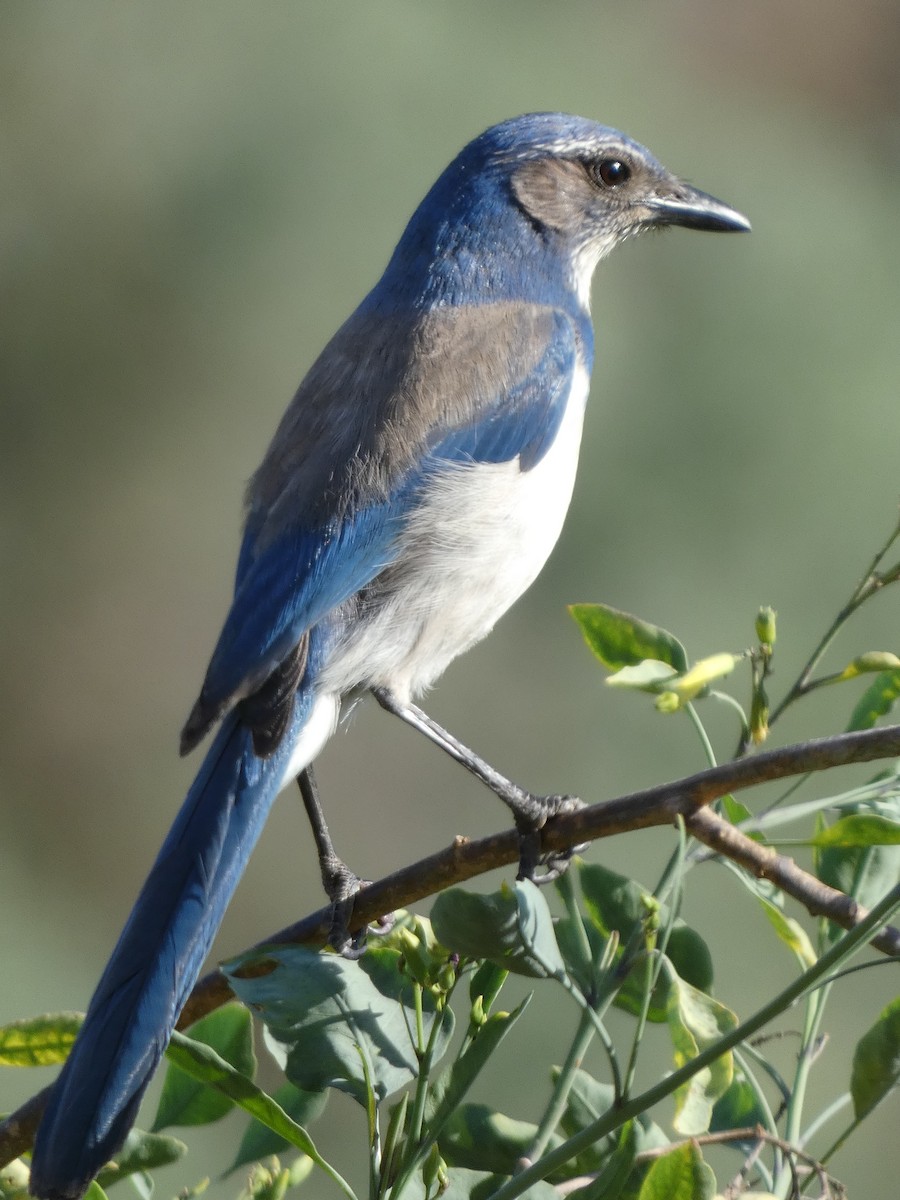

{"left": 30, "top": 708, "right": 302, "bottom": 1200}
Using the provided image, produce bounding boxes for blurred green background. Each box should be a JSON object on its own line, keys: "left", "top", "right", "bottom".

{"left": 2, "top": 1, "right": 899, "bottom": 1194}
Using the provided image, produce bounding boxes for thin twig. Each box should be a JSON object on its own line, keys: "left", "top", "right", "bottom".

{"left": 636, "top": 1126, "right": 844, "bottom": 1198}
{"left": 769, "top": 513, "right": 900, "bottom": 726}
{"left": 723, "top": 1134, "right": 765, "bottom": 1199}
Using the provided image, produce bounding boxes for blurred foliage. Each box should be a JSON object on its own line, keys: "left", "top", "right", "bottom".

{"left": 2, "top": 2, "right": 899, "bottom": 1195}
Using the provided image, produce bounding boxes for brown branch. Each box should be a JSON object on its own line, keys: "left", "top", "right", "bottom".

{"left": 3, "top": 724, "right": 900, "bottom": 1167}
{"left": 685, "top": 807, "right": 900, "bottom": 955}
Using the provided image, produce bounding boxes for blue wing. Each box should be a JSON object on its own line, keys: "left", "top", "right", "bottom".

{"left": 182, "top": 302, "right": 581, "bottom": 747}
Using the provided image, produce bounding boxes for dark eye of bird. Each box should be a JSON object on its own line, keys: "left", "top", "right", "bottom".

{"left": 596, "top": 158, "right": 631, "bottom": 187}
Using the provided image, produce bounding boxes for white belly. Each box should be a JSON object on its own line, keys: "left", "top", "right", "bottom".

{"left": 319, "top": 364, "right": 590, "bottom": 702}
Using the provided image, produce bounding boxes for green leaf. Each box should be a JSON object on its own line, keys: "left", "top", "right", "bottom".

{"left": 96, "top": 1127, "right": 187, "bottom": 1190}
{"left": 154, "top": 1004, "right": 255, "bottom": 1130}
{"left": 721, "top": 794, "right": 753, "bottom": 826}
{"left": 438, "top": 1104, "right": 537, "bottom": 1174}
{"left": 569, "top": 604, "right": 688, "bottom": 672}
{"left": 427, "top": 998, "right": 530, "bottom": 1145}
{"left": 514, "top": 881, "right": 568, "bottom": 977}
{"left": 816, "top": 799, "right": 900, "bottom": 943}
{"left": 663, "top": 654, "right": 740, "bottom": 705}
{"left": 710, "top": 1067, "right": 770, "bottom": 1135}
{"left": 579, "top": 863, "right": 647, "bottom": 942}
{"left": 758, "top": 898, "right": 816, "bottom": 969}
{"left": 229, "top": 1082, "right": 327, "bottom": 1172}
{"left": 578, "top": 864, "right": 713, "bottom": 1015}
{"left": 438, "top": 1098, "right": 627, "bottom": 1187}
{"left": 846, "top": 668, "right": 900, "bottom": 731}
{"left": 558, "top": 1070, "right": 616, "bottom": 1140}
{"left": 431, "top": 884, "right": 565, "bottom": 979}
{"left": 615, "top": 953, "right": 672, "bottom": 1022}
{"left": 851, "top": 995, "right": 900, "bottom": 1119}
{"left": 605, "top": 661, "right": 679, "bottom": 693}
{"left": 432, "top": 888, "right": 529, "bottom": 966}
{"left": 553, "top": 911, "right": 607, "bottom": 996}
{"left": 566, "top": 1120, "right": 640, "bottom": 1200}
{"left": 560, "top": 1069, "right": 668, "bottom": 1154}
{"left": 715, "top": 856, "right": 782, "bottom": 907}
{"left": 665, "top": 965, "right": 738, "bottom": 1135}
{"left": 666, "top": 926, "right": 715, "bottom": 995}
{"left": 636, "top": 1141, "right": 716, "bottom": 1200}
{"left": 0, "top": 1012, "right": 82, "bottom": 1066}
{"left": 226, "top": 946, "right": 453, "bottom": 1105}
{"left": 163, "top": 1028, "right": 347, "bottom": 1191}
{"left": 616, "top": 942, "right": 717, "bottom": 1025}
{"left": 468, "top": 961, "right": 509, "bottom": 1013}
{"left": 811, "top": 814, "right": 900, "bottom": 848}
{"left": 438, "top": 1166, "right": 557, "bottom": 1199}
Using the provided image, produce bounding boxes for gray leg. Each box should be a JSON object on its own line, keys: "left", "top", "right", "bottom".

{"left": 372, "top": 688, "right": 583, "bottom": 882}
{"left": 297, "top": 766, "right": 370, "bottom": 958}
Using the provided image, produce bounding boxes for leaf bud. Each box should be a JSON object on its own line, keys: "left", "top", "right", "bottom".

{"left": 755, "top": 606, "right": 777, "bottom": 647}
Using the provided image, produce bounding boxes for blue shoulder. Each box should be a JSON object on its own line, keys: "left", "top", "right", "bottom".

{"left": 430, "top": 307, "right": 580, "bottom": 470}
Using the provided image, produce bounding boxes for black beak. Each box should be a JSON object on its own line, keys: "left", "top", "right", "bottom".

{"left": 644, "top": 183, "right": 751, "bottom": 233}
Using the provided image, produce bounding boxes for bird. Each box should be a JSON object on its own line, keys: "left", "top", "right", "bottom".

{"left": 29, "top": 112, "right": 749, "bottom": 1199}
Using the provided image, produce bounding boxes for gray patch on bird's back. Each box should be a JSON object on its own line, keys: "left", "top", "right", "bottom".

{"left": 246, "top": 301, "right": 569, "bottom": 551}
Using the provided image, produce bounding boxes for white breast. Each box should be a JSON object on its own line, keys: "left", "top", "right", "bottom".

{"left": 320, "top": 363, "right": 591, "bottom": 702}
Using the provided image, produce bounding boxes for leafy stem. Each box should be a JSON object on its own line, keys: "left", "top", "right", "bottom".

{"left": 487, "top": 882, "right": 900, "bottom": 1200}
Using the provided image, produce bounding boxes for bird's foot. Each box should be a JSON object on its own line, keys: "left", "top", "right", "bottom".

{"left": 513, "top": 793, "right": 587, "bottom": 885}
{"left": 319, "top": 855, "right": 394, "bottom": 958}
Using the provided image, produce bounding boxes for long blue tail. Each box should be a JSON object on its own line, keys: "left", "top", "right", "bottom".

{"left": 30, "top": 699, "right": 309, "bottom": 1200}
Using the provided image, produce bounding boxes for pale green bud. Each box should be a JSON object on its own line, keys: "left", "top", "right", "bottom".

{"left": 755, "top": 606, "right": 777, "bottom": 646}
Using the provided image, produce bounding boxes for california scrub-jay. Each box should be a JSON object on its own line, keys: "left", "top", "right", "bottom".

{"left": 30, "top": 113, "right": 749, "bottom": 1198}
